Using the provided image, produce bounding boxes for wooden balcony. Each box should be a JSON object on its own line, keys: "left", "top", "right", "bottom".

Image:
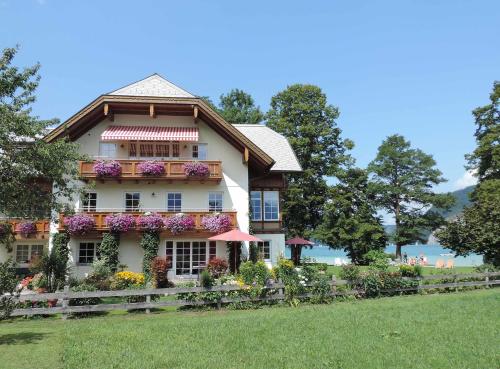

{"left": 58, "top": 211, "right": 237, "bottom": 237}
{"left": 5, "top": 219, "right": 50, "bottom": 241}
{"left": 250, "top": 220, "right": 283, "bottom": 234}
{"left": 79, "top": 160, "right": 223, "bottom": 183}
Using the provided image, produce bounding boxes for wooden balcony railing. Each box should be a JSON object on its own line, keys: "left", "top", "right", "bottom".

{"left": 58, "top": 211, "right": 237, "bottom": 235}
{"left": 79, "top": 160, "right": 223, "bottom": 182}
{"left": 5, "top": 219, "right": 50, "bottom": 240}
{"left": 251, "top": 220, "right": 283, "bottom": 234}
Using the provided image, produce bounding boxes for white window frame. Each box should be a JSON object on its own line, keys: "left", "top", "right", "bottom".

{"left": 99, "top": 142, "right": 117, "bottom": 158}
{"left": 15, "top": 244, "right": 44, "bottom": 264}
{"left": 78, "top": 242, "right": 100, "bottom": 265}
{"left": 250, "top": 191, "right": 262, "bottom": 221}
{"left": 192, "top": 143, "right": 207, "bottom": 160}
{"left": 81, "top": 192, "right": 97, "bottom": 212}
{"left": 167, "top": 240, "right": 211, "bottom": 277}
{"left": 167, "top": 192, "right": 182, "bottom": 212}
{"left": 208, "top": 192, "right": 223, "bottom": 212}
{"left": 257, "top": 240, "right": 271, "bottom": 261}
{"left": 124, "top": 192, "right": 141, "bottom": 212}
{"left": 263, "top": 191, "right": 279, "bottom": 221}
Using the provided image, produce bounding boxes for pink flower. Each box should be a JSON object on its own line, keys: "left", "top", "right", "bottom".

{"left": 137, "top": 161, "right": 165, "bottom": 176}
{"left": 137, "top": 213, "right": 165, "bottom": 232}
{"left": 164, "top": 213, "right": 196, "bottom": 235}
{"left": 105, "top": 213, "right": 136, "bottom": 233}
{"left": 94, "top": 160, "right": 122, "bottom": 177}
{"left": 201, "top": 213, "right": 232, "bottom": 234}
{"left": 64, "top": 214, "right": 95, "bottom": 235}
{"left": 183, "top": 161, "right": 210, "bottom": 177}
{"left": 17, "top": 222, "right": 37, "bottom": 237}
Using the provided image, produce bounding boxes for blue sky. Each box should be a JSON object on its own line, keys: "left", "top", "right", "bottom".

{"left": 1, "top": 0, "right": 499, "bottom": 194}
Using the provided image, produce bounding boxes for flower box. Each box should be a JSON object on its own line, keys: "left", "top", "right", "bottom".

{"left": 64, "top": 214, "right": 95, "bottom": 235}
{"left": 16, "top": 222, "right": 37, "bottom": 237}
{"left": 137, "top": 161, "right": 165, "bottom": 176}
{"left": 105, "top": 213, "right": 136, "bottom": 233}
{"left": 164, "top": 213, "right": 196, "bottom": 235}
{"left": 93, "top": 160, "right": 122, "bottom": 177}
{"left": 201, "top": 213, "right": 232, "bottom": 234}
{"left": 137, "top": 213, "right": 165, "bottom": 232}
{"left": 183, "top": 161, "right": 210, "bottom": 177}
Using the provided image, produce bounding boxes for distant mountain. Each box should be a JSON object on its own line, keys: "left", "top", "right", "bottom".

{"left": 384, "top": 185, "right": 475, "bottom": 243}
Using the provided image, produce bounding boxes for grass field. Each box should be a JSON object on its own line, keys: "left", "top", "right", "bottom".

{"left": 1, "top": 289, "right": 498, "bottom": 369}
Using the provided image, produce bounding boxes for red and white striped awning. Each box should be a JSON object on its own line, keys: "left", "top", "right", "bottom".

{"left": 101, "top": 126, "right": 198, "bottom": 142}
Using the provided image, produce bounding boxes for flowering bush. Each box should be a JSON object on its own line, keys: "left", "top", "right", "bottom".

{"left": 137, "top": 161, "right": 165, "bottom": 176}
{"left": 183, "top": 161, "right": 210, "bottom": 177}
{"left": 151, "top": 257, "right": 172, "bottom": 288}
{"left": 201, "top": 213, "right": 232, "bottom": 233}
{"left": 17, "top": 222, "right": 37, "bottom": 237}
{"left": 164, "top": 213, "right": 195, "bottom": 235}
{"left": 105, "top": 213, "right": 136, "bottom": 233}
{"left": 110, "top": 271, "right": 145, "bottom": 290}
{"left": 137, "top": 213, "right": 165, "bottom": 232}
{"left": 64, "top": 214, "right": 95, "bottom": 235}
{"left": 93, "top": 160, "right": 122, "bottom": 177}
{"left": 207, "top": 257, "right": 228, "bottom": 278}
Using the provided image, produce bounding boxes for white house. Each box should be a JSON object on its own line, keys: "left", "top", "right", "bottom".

{"left": 1, "top": 74, "right": 301, "bottom": 280}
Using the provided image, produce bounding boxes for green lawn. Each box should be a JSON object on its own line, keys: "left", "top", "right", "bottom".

{"left": 326, "top": 265, "right": 475, "bottom": 276}
{"left": 1, "top": 289, "right": 498, "bottom": 369}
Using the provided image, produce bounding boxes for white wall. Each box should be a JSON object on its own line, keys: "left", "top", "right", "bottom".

{"left": 254, "top": 233, "right": 286, "bottom": 268}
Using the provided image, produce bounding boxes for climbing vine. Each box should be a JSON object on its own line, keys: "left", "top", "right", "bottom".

{"left": 140, "top": 231, "right": 160, "bottom": 279}
{"left": 99, "top": 232, "right": 120, "bottom": 272}
{"left": 0, "top": 222, "right": 15, "bottom": 253}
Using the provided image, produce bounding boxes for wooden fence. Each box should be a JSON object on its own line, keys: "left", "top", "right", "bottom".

{"left": 10, "top": 271, "right": 500, "bottom": 318}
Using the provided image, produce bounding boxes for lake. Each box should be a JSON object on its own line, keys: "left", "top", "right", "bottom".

{"left": 284, "top": 244, "right": 483, "bottom": 267}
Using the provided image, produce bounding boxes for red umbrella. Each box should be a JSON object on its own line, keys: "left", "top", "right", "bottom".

{"left": 285, "top": 237, "right": 314, "bottom": 265}
{"left": 208, "top": 229, "right": 263, "bottom": 242}
{"left": 285, "top": 237, "right": 314, "bottom": 245}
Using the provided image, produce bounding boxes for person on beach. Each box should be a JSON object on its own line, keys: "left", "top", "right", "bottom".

{"left": 403, "top": 252, "right": 408, "bottom": 263}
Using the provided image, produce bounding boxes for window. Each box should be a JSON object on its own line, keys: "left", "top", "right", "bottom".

{"left": 264, "top": 191, "right": 279, "bottom": 221}
{"left": 156, "top": 143, "right": 169, "bottom": 157}
{"left": 208, "top": 192, "right": 223, "bottom": 212}
{"left": 250, "top": 191, "right": 262, "bottom": 221}
{"left": 125, "top": 192, "right": 140, "bottom": 211}
{"left": 166, "top": 241, "right": 174, "bottom": 260}
{"left": 192, "top": 144, "right": 207, "bottom": 160}
{"left": 209, "top": 241, "right": 217, "bottom": 261}
{"left": 82, "top": 192, "right": 97, "bottom": 211}
{"left": 167, "top": 192, "right": 182, "bottom": 212}
{"left": 172, "top": 143, "right": 180, "bottom": 158}
{"left": 129, "top": 142, "right": 137, "bottom": 157}
{"left": 139, "top": 143, "right": 154, "bottom": 157}
{"left": 78, "top": 242, "right": 100, "bottom": 264}
{"left": 15, "top": 244, "right": 44, "bottom": 264}
{"left": 99, "top": 143, "right": 117, "bottom": 158}
{"left": 257, "top": 241, "right": 271, "bottom": 260}
{"left": 174, "top": 241, "right": 208, "bottom": 276}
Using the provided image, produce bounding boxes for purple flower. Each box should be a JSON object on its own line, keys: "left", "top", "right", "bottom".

{"left": 164, "top": 213, "right": 196, "bottom": 235}
{"left": 17, "top": 222, "right": 37, "bottom": 237}
{"left": 64, "top": 214, "right": 95, "bottom": 235}
{"left": 105, "top": 213, "right": 136, "bottom": 233}
{"left": 201, "top": 213, "right": 232, "bottom": 234}
{"left": 137, "top": 213, "right": 165, "bottom": 232}
{"left": 137, "top": 161, "right": 165, "bottom": 176}
{"left": 183, "top": 161, "right": 210, "bottom": 177}
{"left": 94, "top": 160, "right": 122, "bottom": 177}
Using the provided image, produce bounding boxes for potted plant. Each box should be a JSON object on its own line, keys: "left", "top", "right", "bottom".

{"left": 16, "top": 221, "right": 37, "bottom": 238}
{"left": 183, "top": 161, "right": 210, "bottom": 177}
{"left": 93, "top": 160, "right": 122, "bottom": 178}
{"left": 201, "top": 213, "right": 232, "bottom": 233}
{"left": 164, "top": 213, "right": 196, "bottom": 235}
{"left": 64, "top": 214, "right": 96, "bottom": 235}
{"left": 137, "top": 161, "right": 165, "bottom": 176}
{"left": 137, "top": 212, "right": 165, "bottom": 233}
{"left": 105, "top": 213, "right": 136, "bottom": 233}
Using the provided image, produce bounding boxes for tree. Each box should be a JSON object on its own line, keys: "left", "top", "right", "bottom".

{"left": 0, "top": 258, "right": 19, "bottom": 320}
{"left": 0, "top": 46, "right": 82, "bottom": 219}
{"left": 267, "top": 84, "right": 353, "bottom": 264}
{"left": 368, "top": 135, "right": 454, "bottom": 259}
{"left": 437, "top": 82, "right": 499, "bottom": 265}
{"left": 218, "top": 89, "right": 264, "bottom": 124}
{"left": 316, "top": 168, "right": 387, "bottom": 265}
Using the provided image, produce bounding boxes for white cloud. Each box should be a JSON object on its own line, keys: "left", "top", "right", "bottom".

{"left": 453, "top": 170, "right": 478, "bottom": 190}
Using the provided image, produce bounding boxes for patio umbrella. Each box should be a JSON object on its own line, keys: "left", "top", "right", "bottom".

{"left": 209, "top": 230, "right": 263, "bottom": 272}
{"left": 285, "top": 237, "right": 314, "bottom": 265}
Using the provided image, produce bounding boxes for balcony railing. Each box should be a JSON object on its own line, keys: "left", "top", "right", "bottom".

{"left": 58, "top": 211, "right": 237, "bottom": 234}
{"left": 78, "top": 160, "right": 223, "bottom": 182}
{"left": 4, "top": 219, "right": 50, "bottom": 240}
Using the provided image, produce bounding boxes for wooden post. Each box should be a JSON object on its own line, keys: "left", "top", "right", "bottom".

{"left": 217, "top": 296, "right": 222, "bottom": 310}
{"left": 61, "top": 285, "right": 69, "bottom": 320}
{"left": 331, "top": 275, "right": 337, "bottom": 298}
{"left": 146, "top": 294, "right": 151, "bottom": 314}
{"left": 454, "top": 274, "right": 459, "bottom": 293}
{"left": 150, "top": 104, "right": 156, "bottom": 119}
{"left": 485, "top": 274, "right": 490, "bottom": 289}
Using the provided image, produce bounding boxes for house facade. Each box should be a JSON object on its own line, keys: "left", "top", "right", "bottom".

{"left": 1, "top": 74, "right": 301, "bottom": 280}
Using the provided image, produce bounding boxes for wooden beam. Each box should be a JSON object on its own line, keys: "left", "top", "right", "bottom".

{"left": 150, "top": 104, "right": 156, "bottom": 118}
{"left": 194, "top": 106, "right": 198, "bottom": 118}
{"left": 104, "top": 104, "right": 109, "bottom": 116}
{"left": 243, "top": 147, "right": 249, "bottom": 164}
{"left": 103, "top": 104, "right": 114, "bottom": 121}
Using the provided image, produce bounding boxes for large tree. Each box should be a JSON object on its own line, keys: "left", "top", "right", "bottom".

{"left": 218, "top": 89, "right": 264, "bottom": 124}
{"left": 0, "top": 47, "right": 82, "bottom": 219}
{"left": 368, "top": 135, "right": 454, "bottom": 259}
{"left": 266, "top": 84, "right": 352, "bottom": 264}
{"left": 437, "top": 82, "right": 499, "bottom": 265}
{"left": 316, "top": 168, "right": 387, "bottom": 265}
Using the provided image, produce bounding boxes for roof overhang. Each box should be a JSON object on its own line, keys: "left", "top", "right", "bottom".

{"left": 45, "top": 95, "right": 275, "bottom": 170}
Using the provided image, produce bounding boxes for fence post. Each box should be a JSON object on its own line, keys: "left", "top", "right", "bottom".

{"left": 454, "top": 274, "right": 459, "bottom": 293}
{"left": 217, "top": 296, "right": 222, "bottom": 310}
{"left": 485, "top": 273, "right": 490, "bottom": 289}
{"left": 278, "top": 278, "right": 284, "bottom": 303}
{"left": 61, "top": 285, "right": 69, "bottom": 320}
{"left": 145, "top": 294, "right": 151, "bottom": 314}
{"left": 331, "top": 275, "right": 337, "bottom": 298}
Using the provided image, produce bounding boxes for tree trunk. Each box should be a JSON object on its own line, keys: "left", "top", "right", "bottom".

{"left": 292, "top": 245, "right": 303, "bottom": 265}
{"left": 396, "top": 243, "right": 402, "bottom": 260}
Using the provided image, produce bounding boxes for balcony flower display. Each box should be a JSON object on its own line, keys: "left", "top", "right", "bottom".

{"left": 64, "top": 214, "right": 95, "bottom": 235}
{"left": 201, "top": 213, "right": 232, "bottom": 234}
{"left": 105, "top": 213, "right": 136, "bottom": 233}
{"left": 137, "top": 212, "right": 165, "bottom": 233}
{"left": 164, "top": 213, "right": 195, "bottom": 235}
{"left": 137, "top": 161, "right": 165, "bottom": 176}
{"left": 16, "top": 221, "right": 37, "bottom": 237}
{"left": 183, "top": 161, "right": 210, "bottom": 177}
{"left": 93, "top": 160, "right": 122, "bottom": 177}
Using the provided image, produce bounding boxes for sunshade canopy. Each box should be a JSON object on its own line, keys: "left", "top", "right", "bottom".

{"left": 208, "top": 229, "right": 263, "bottom": 242}
{"left": 101, "top": 125, "right": 198, "bottom": 142}
{"left": 285, "top": 237, "right": 314, "bottom": 245}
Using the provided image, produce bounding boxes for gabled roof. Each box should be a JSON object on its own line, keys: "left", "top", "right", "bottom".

{"left": 108, "top": 74, "right": 195, "bottom": 98}
{"left": 234, "top": 124, "right": 302, "bottom": 172}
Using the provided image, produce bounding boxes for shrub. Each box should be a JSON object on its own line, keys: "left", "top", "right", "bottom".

{"left": 52, "top": 233, "right": 69, "bottom": 267}
{"left": 0, "top": 222, "right": 15, "bottom": 252}
{"left": 316, "top": 263, "right": 328, "bottom": 272}
{"left": 249, "top": 242, "right": 259, "bottom": 263}
{"left": 137, "top": 213, "right": 165, "bottom": 232}
{"left": 69, "top": 283, "right": 101, "bottom": 308}
{"left": 137, "top": 161, "right": 165, "bottom": 176}
{"left": 140, "top": 231, "right": 160, "bottom": 278}
{"left": 111, "top": 271, "right": 145, "bottom": 290}
{"left": 16, "top": 222, "right": 37, "bottom": 237}
{"left": 93, "top": 160, "right": 121, "bottom": 177}
{"left": 273, "top": 258, "right": 295, "bottom": 281}
{"left": 200, "top": 269, "right": 214, "bottom": 288}
{"left": 201, "top": 213, "right": 232, "bottom": 233}
{"left": 311, "top": 275, "right": 332, "bottom": 304}
{"left": 183, "top": 161, "right": 210, "bottom": 177}
{"left": 164, "top": 213, "right": 195, "bottom": 235}
{"left": 99, "top": 233, "right": 120, "bottom": 272}
{"left": 64, "top": 214, "right": 95, "bottom": 235}
{"left": 399, "top": 264, "right": 423, "bottom": 278}
{"left": 84, "top": 259, "right": 112, "bottom": 290}
{"left": 0, "top": 258, "right": 19, "bottom": 320}
{"left": 339, "top": 264, "right": 361, "bottom": 282}
{"left": 474, "top": 264, "right": 498, "bottom": 273}
{"left": 207, "top": 257, "right": 228, "bottom": 278}
{"left": 151, "top": 257, "right": 172, "bottom": 288}
{"left": 105, "top": 213, "right": 136, "bottom": 233}
{"left": 364, "top": 250, "right": 390, "bottom": 271}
